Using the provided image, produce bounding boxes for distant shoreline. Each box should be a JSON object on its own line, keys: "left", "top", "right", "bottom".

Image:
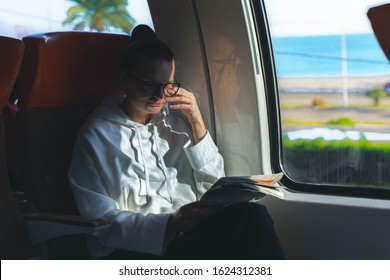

{"left": 278, "top": 74, "right": 390, "bottom": 92}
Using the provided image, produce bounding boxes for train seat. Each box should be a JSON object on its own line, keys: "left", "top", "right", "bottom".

{"left": 14, "top": 32, "right": 132, "bottom": 215}
{"left": 368, "top": 3, "right": 390, "bottom": 61}
{"left": 0, "top": 36, "right": 24, "bottom": 107}
{"left": 0, "top": 36, "right": 29, "bottom": 259}
{"left": 1, "top": 35, "right": 25, "bottom": 192}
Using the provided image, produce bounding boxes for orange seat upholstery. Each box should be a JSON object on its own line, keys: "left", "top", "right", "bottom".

{"left": 1, "top": 36, "right": 24, "bottom": 178}
{"left": 0, "top": 36, "right": 30, "bottom": 259}
{"left": 0, "top": 36, "right": 24, "bottom": 107}
{"left": 368, "top": 4, "right": 390, "bottom": 61}
{"left": 15, "top": 32, "right": 132, "bottom": 214}
{"left": 0, "top": 36, "right": 24, "bottom": 191}
{"left": 17, "top": 32, "right": 132, "bottom": 109}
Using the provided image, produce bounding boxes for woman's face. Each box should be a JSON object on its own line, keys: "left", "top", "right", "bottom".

{"left": 123, "top": 58, "right": 175, "bottom": 122}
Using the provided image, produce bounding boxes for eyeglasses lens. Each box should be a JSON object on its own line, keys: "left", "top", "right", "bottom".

{"left": 140, "top": 78, "right": 180, "bottom": 97}
{"left": 163, "top": 83, "right": 180, "bottom": 96}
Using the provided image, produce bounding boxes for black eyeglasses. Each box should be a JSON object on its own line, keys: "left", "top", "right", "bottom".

{"left": 128, "top": 73, "right": 181, "bottom": 97}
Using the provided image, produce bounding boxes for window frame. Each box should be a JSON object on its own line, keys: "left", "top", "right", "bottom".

{"left": 251, "top": 0, "right": 390, "bottom": 200}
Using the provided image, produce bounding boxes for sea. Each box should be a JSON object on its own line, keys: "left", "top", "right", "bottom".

{"left": 272, "top": 33, "right": 390, "bottom": 77}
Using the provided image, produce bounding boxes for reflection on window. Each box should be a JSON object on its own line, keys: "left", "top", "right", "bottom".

{"left": 264, "top": 0, "right": 390, "bottom": 188}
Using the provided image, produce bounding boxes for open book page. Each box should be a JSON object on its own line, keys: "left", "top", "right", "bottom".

{"left": 200, "top": 173, "right": 284, "bottom": 206}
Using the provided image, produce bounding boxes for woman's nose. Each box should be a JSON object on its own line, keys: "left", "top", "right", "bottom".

{"left": 151, "top": 87, "right": 164, "bottom": 99}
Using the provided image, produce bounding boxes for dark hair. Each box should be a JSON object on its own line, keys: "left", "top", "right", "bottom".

{"left": 121, "top": 25, "right": 174, "bottom": 74}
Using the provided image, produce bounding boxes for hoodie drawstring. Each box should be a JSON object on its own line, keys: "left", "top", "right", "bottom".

{"left": 153, "top": 126, "right": 173, "bottom": 204}
{"left": 132, "top": 126, "right": 150, "bottom": 204}
{"left": 131, "top": 124, "right": 173, "bottom": 205}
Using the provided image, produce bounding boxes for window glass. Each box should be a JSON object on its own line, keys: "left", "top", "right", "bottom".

{"left": 263, "top": 0, "right": 390, "bottom": 189}
{"left": 0, "top": 0, "right": 153, "bottom": 38}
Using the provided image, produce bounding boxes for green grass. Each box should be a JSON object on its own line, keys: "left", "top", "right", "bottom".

{"left": 283, "top": 119, "right": 325, "bottom": 126}
{"left": 283, "top": 136, "right": 390, "bottom": 153}
{"left": 283, "top": 119, "right": 390, "bottom": 126}
{"left": 327, "top": 117, "right": 355, "bottom": 126}
{"left": 280, "top": 103, "right": 390, "bottom": 109}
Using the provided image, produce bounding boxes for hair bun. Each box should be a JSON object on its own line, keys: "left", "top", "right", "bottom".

{"left": 131, "top": 25, "right": 157, "bottom": 41}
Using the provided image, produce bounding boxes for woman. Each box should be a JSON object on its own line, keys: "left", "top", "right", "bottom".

{"left": 68, "top": 25, "right": 284, "bottom": 259}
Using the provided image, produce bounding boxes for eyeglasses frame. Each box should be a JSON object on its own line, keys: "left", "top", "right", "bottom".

{"left": 127, "top": 72, "right": 181, "bottom": 97}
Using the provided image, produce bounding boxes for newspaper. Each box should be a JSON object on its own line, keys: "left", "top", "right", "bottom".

{"left": 200, "top": 173, "right": 284, "bottom": 205}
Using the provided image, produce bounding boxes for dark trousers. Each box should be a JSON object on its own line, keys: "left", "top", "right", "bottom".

{"left": 165, "top": 202, "right": 285, "bottom": 259}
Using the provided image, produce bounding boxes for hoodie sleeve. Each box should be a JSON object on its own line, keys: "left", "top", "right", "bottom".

{"left": 68, "top": 135, "right": 170, "bottom": 257}
{"left": 184, "top": 132, "right": 225, "bottom": 194}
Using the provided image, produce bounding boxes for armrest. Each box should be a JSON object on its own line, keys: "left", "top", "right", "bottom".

{"left": 23, "top": 212, "right": 110, "bottom": 244}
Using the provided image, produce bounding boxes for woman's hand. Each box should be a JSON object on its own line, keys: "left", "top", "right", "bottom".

{"left": 165, "top": 88, "right": 207, "bottom": 143}
{"left": 166, "top": 201, "right": 216, "bottom": 233}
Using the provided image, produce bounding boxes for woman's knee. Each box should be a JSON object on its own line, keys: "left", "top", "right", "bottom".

{"left": 227, "top": 202, "right": 272, "bottom": 222}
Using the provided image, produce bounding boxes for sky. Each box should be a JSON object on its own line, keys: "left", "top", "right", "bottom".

{"left": 0, "top": 0, "right": 153, "bottom": 38}
{"left": 264, "top": 0, "right": 389, "bottom": 36}
{"left": 0, "top": 0, "right": 389, "bottom": 38}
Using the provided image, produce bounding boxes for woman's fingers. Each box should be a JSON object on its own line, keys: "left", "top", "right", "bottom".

{"left": 167, "top": 90, "right": 195, "bottom": 108}
{"left": 180, "top": 201, "right": 215, "bottom": 219}
{"left": 166, "top": 201, "right": 217, "bottom": 232}
{"left": 166, "top": 88, "right": 207, "bottom": 143}
{"left": 166, "top": 89, "right": 201, "bottom": 122}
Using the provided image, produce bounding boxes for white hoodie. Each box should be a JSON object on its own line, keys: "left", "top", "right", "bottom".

{"left": 68, "top": 96, "right": 225, "bottom": 258}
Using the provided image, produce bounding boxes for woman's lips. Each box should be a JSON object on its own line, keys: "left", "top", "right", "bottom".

{"left": 147, "top": 101, "right": 164, "bottom": 107}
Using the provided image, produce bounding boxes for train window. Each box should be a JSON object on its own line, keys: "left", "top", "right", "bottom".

{"left": 261, "top": 0, "right": 390, "bottom": 197}
{"left": 0, "top": 0, "right": 153, "bottom": 38}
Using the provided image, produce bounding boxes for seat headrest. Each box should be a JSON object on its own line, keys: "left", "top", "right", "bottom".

{"left": 0, "top": 36, "right": 24, "bottom": 109}
{"left": 16, "top": 32, "right": 132, "bottom": 109}
{"left": 368, "top": 4, "right": 390, "bottom": 62}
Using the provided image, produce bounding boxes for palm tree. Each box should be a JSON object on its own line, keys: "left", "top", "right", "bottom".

{"left": 62, "top": 0, "right": 135, "bottom": 33}
{"left": 366, "top": 87, "right": 387, "bottom": 107}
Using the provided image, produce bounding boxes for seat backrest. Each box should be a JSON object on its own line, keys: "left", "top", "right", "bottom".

{"left": 0, "top": 36, "right": 29, "bottom": 259}
{"left": 15, "top": 32, "right": 132, "bottom": 214}
{"left": 1, "top": 35, "right": 25, "bottom": 192}
{"left": 0, "top": 36, "right": 24, "bottom": 106}
{"left": 368, "top": 3, "right": 390, "bottom": 61}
